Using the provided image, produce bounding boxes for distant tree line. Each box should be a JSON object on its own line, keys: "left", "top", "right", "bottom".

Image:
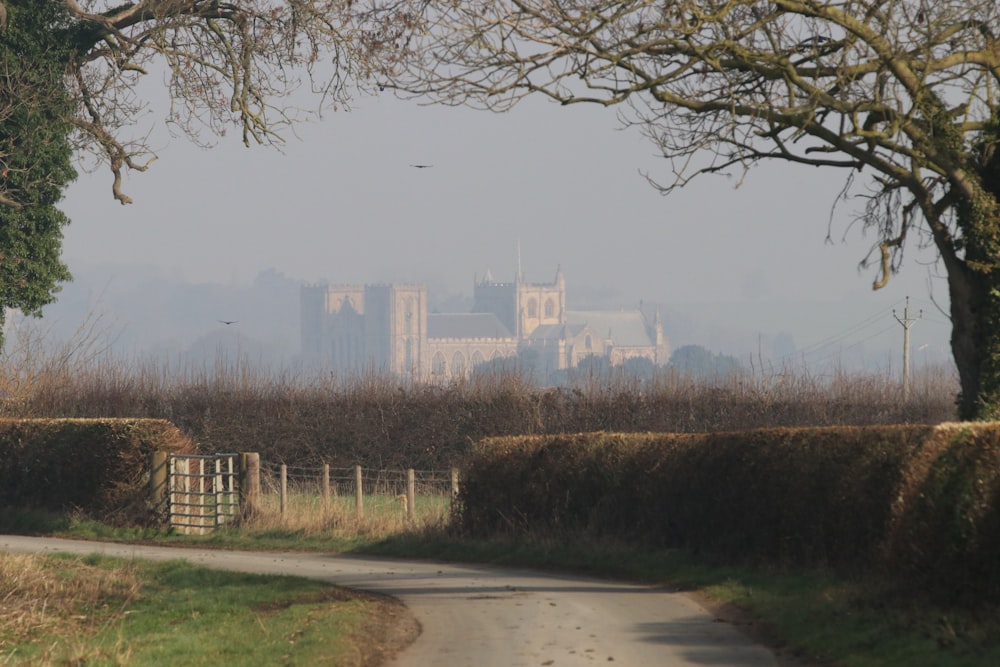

{"left": 471, "top": 344, "right": 744, "bottom": 386}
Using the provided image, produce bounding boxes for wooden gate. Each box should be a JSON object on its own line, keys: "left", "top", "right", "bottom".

{"left": 168, "top": 453, "right": 241, "bottom": 534}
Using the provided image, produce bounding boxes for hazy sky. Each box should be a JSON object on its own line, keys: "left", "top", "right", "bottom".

{"left": 55, "top": 86, "right": 954, "bottom": 367}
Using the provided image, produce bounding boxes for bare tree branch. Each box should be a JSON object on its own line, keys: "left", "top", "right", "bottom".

{"left": 359, "top": 0, "right": 1000, "bottom": 275}
{"left": 358, "top": 0, "right": 1000, "bottom": 416}
{"left": 0, "top": 1, "right": 412, "bottom": 206}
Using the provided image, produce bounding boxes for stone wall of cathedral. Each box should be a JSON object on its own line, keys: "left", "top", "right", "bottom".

{"left": 426, "top": 338, "right": 519, "bottom": 380}
{"left": 301, "top": 268, "right": 667, "bottom": 382}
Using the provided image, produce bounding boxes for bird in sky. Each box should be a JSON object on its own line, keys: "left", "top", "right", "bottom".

{"left": 410, "top": 164, "right": 433, "bottom": 168}
{"left": 218, "top": 320, "right": 238, "bottom": 325}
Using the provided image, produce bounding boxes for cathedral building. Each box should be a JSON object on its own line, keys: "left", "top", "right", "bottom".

{"left": 300, "top": 269, "right": 669, "bottom": 381}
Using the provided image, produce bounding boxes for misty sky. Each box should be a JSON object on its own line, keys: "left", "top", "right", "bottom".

{"left": 54, "top": 87, "right": 954, "bottom": 369}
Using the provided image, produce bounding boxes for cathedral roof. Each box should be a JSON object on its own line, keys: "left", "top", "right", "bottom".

{"left": 566, "top": 310, "right": 654, "bottom": 347}
{"left": 428, "top": 313, "right": 514, "bottom": 339}
{"left": 528, "top": 323, "right": 587, "bottom": 340}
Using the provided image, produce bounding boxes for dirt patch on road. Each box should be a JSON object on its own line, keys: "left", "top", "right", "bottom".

{"left": 350, "top": 589, "right": 421, "bottom": 667}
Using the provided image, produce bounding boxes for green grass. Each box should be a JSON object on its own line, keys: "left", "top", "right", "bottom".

{"left": 112, "top": 560, "right": 362, "bottom": 667}
{"left": 3, "top": 510, "right": 1000, "bottom": 667}
{"left": 2, "top": 552, "right": 389, "bottom": 667}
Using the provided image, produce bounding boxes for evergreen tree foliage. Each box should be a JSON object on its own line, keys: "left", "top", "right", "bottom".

{"left": 0, "top": 1, "right": 77, "bottom": 342}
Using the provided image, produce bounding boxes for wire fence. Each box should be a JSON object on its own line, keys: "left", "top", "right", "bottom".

{"left": 257, "top": 461, "right": 459, "bottom": 522}
{"left": 259, "top": 462, "right": 457, "bottom": 497}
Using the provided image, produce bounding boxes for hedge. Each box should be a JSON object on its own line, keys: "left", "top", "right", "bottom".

{"left": 0, "top": 418, "right": 194, "bottom": 525}
{"left": 458, "top": 424, "right": 1000, "bottom": 605}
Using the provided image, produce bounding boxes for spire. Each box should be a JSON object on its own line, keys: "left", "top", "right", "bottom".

{"left": 516, "top": 239, "right": 522, "bottom": 284}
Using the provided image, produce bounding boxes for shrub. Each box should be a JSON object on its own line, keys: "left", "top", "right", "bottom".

{"left": 457, "top": 424, "right": 1000, "bottom": 606}
{"left": 0, "top": 418, "right": 194, "bottom": 524}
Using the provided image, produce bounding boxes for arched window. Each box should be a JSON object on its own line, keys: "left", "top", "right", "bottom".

{"left": 471, "top": 350, "right": 485, "bottom": 368}
{"left": 585, "top": 335, "right": 593, "bottom": 350}
{"left": 452, "top": 351, "right": 467, "bottom": 377}
{"left": 544, "top": 298, "right": 555, "bottom": 318}
{"left": 432, "top": 352, "right": 446, "bottom": 376}
{"left": 527, "top": 298, "right": 538, "bottom": 317}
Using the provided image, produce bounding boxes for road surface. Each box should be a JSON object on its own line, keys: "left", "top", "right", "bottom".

{"left": 1, "top": 535, "right": 778, "bottom": 666}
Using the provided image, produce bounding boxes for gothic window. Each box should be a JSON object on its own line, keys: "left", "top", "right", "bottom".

{"left": 432, "top": 352, "right": 446, "bottom": 376}
{"left": 452, "top": 351, "right": 467, "bottom": 377}
{"left": 527, "top": 298, "right": 538, "bottom": 318}
{"left": 471, "top": 350, "right": 485, "bottom": 368}
{"left": 585, "top": 335, "right": 593, "bottom": 350}
{"left": 544, "top": 298, "right": 555, "bottom": 318}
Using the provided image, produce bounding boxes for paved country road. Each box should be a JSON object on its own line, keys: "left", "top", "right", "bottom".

{"left": 1, "top": 535, "right": 778, "bottom": 667}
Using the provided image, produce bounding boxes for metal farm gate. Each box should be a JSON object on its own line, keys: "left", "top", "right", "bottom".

{"left": 168, "top": 453, "right": 241, "bottom": 534}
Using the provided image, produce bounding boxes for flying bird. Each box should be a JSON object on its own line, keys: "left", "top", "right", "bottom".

{"left": 410, "top": 164, "right": 433, "bottom": 168}
{"left": 218, "top": 320, "right": 238, "bottom": 325}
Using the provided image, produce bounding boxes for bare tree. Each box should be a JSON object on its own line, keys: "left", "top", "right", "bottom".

{"left": 0, "top": 1, "right": 414, "bottom": 344}
{"left": 363, "top": 0, "right": 1000, "bottom": 418}
{"left": 16, "top": 1, "right": 415, "bottom": 205}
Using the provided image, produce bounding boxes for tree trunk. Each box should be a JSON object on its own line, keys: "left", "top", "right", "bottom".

{"left": 948, "top": 264, "right": 992, "bottom": 419}
{"left": 949, "top": 156, "right": 1000, "bottom": 420}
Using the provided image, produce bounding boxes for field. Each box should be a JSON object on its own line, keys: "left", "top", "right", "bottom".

{"left": 252, "top": 460, "right": 455, "bottom": 536}
{"left": 0, "top": 318, "right": 960, "bottom": 469}
{"left": 0, "top": 329, "right": 984, "bottom": 666}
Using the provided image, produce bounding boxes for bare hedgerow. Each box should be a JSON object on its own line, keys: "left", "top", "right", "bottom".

{"left": 0, "top": 339, "right": 959, "bottom": 468}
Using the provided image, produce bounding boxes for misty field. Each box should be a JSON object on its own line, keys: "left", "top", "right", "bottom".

{"left": 0, "top": 319, "right": 959, "bottom": 469}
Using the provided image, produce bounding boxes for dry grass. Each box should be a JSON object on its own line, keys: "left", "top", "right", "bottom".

{"left": 247, "top": 465, "right": 454, "bottom": 538}
{"left": 0, "top": 345, "right": 960, "bottom": 469}
{"left": 246, "top": 493, "right": 447, "bottom": 537}
{"left": 0, "top": 312, "right": 962, "bottom": 471}
{"left": 0, "top": 553, "right": 140, "bottom": 664}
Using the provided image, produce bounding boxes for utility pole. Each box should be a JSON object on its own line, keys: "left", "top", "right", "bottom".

{"left": 893, "top": 297, "right": 922, "bottom": 401}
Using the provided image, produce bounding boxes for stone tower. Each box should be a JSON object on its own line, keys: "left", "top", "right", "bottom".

{"left": 473, "top": 267, "right": 566, "bottom": 339}
{"left": 363, "top": 284, "right": 427, "bottom": 379}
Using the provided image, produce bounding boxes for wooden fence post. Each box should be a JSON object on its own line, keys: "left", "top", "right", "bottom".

{"left": 406, "top": 468, "right": 416, "bottom": 524}
{"left": 149, "top": 451, "right": 168, "bottom": 525}
{"left": 241, "top": 453, "right": 261, "bottom": 520}
{"left": 322, "top": 464, "right": 331, "bottom": 513}
{"left": 355, "top": 465, "right": 364, "bottom": 519}
{"left": 280, "top": 464, "right": 288, "bottom": 517}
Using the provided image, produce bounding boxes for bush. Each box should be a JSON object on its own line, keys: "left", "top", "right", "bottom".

{"left": 0, "top": 357, "right": 958, "bottom": 469}
{"left": 0, "top": 418, "right": 194, "bottom": 524}
{"left": 457, "top": 424, "right": 1000, "bottom": 606}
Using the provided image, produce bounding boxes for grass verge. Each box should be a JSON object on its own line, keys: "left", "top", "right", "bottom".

{"left": 362, "top": 532, "right": 1000, "bottom": 667}
{"left": 0, "top": 550, "right": 414, "bottom": 666}
{"left": 3, "top": 511, "right": 999, "bottom": 667}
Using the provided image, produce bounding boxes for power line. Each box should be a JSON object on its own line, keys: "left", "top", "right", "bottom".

{"left": 775, "top": 300, "right": 904, "bottom": 364}
{"left": 796, "top": 323, "right": 898, "bottom": 369}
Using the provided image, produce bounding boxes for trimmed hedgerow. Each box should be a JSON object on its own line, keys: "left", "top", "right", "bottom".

{"left": 0, "top": 418, "right": 194, "bottom": 524}
{"left": 457, "top": 424, "right": 1000, "bottom": 605}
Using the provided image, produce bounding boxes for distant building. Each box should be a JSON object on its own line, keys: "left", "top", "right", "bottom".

{"left": 300, "top": 269, "right": 669, "bottom": 381}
